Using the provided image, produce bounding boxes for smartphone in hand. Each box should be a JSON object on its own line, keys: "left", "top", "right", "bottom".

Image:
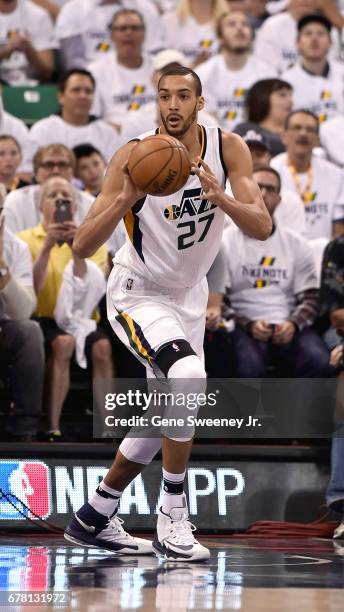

{"left": 54, "top": 199, "right": 72, "bottom": 223}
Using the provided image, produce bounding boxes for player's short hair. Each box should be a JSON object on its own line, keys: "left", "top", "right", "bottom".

{"left": 284, "top": 109, "right": 319, "bottom": 132}
{"left": 58, "top": 69, "right": 96, "bottom": 92}
{"left": 245, "top": 78, "right": 292, "bottom": 124}
{"left": 33, "top": 144, "right": 76, "bottom": 174}
{"left": 110, "top": 8, "right": 145, "bottom": 30}
{"left": 158, "top": 65, "right": 202, "bottom": 97}
{"left": 0, "top": 134, "right": 21, "bottom": 152}
{"left": 73, "top": 143, "right": 104, "bottom": 161}
{"left": 253, "top": 166, "right": 281, "bottom": 193}
{"left": 297, "top": 14, "right": 332, "bottom": 35}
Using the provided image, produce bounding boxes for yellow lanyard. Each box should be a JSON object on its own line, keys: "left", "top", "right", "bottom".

{"left": 288, "top": 162, "right": 313, "bottom": 206}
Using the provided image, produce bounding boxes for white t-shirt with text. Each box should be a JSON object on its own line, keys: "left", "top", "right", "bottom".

{"left": 55, "top": 0, "right": 163, "bottom": 62}
{"left": 282, "top": 61, "right": 344, "bottom": 122}
{"left": 161, "top": 12, "right": 219, "bottom": 64}
{"left": 89, "top": 52, "right": 155, "bottom": 125}
{"left": 223, "top": 223, "right": 318, "bottom": 322}
{"left": 271, "top": 153, "right": 344, "bottom": 239}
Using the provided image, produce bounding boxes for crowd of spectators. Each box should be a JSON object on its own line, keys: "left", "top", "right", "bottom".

{"left": 0, "top": 0, "right": 343, "bottom": 450}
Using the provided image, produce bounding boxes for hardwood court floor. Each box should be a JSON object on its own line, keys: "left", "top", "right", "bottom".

{"left": 0, "top": 535, "right": 343, "bottom": 611}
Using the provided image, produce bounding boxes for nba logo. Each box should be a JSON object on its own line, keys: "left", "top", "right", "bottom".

{"left": 0, "top": 461, "right": 51, "bottom": 520}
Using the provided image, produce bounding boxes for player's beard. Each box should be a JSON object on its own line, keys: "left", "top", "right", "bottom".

{"left": 161, "top": 102, "right": 198, "bottom": 138}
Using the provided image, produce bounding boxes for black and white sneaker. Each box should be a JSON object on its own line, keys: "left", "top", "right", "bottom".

{"left": 64, "top": 503, "right": 153, "bottom": 555}
{"left": 153, "top": 506, "right": 210, "bottom": 562}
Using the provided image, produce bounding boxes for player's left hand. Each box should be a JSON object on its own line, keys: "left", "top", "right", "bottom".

{"left": 272, "top": 321, "right": 296, "bottom": 345}
{"left": 121, "top": 162, "right": 146, "bottom": 207}
{"left": 192, "top": 158, "right": 226, "bottom": 206}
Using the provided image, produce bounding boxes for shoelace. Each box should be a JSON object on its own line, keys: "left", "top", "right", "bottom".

{"left": 166, "top": 517, "right": 197, "bottom": 544}
{"left": 107, "top": 515, "right": 131, "bottom": 538}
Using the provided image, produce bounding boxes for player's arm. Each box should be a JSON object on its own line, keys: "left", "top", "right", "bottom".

{"left": 73, "top": 142, "right": 143, "bottom": 258}
{"left": 193, "top": 132, "right": 272, "bottom": 240}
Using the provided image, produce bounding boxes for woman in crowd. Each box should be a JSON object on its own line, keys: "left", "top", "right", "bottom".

{"left": 234, "top": 78, "right": 293, "bottom": 157}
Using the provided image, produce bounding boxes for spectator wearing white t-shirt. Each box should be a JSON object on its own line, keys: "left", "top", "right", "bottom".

{"left": 0, "top": 0, "right": 57, "bottom": 85}
{"left": 120, "top": 48, "right": 219, "bottom": 144}
{"left": 161, "top": 0, "right": 227, "bottom": 68}
{"left": 55, "top": 0, "right": 163, "bottom": 71}
{"left": 196, "top": 11, "right": 276, "bottom": 132}
{"left": 3, "top": 143, "right": 94, "bottom": 234}
{"left": 282, "top": 15, "right": 344, "bottom": 123}
{"left": 89, "top": 9, "right": 155, "bottom": 130}
{"left": 255, "top": 0, "right": 340, "bottom": 73}
{"left": 28, "top": 69, "right": 120, "bottom": 163}
{"left": 271, "top": 109, "right": 344, "bottom": 240}
{"left": 223, "top": 165, "right": 330, "bottom": 377}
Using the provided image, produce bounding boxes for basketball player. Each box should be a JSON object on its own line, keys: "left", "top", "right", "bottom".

{"left": 64, "top": 66, "right": 272, "bottom": 562}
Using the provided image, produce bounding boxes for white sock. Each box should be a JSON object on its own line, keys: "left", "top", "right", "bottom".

{"left": 161, "top": 469, "right": 186, "bottom": 515}
{"left": 88, "top": 480, "right": 122, "bottom": 517}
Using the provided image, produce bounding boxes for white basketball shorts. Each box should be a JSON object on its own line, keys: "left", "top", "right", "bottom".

{"left": 106, "top": 263, "right": 208, "bottom": 372}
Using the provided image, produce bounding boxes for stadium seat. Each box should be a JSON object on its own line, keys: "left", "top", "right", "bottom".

{"left": 2, "top": 85, "right": 59, "bottom": 127}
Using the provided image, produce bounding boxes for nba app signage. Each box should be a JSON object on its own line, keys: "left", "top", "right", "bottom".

{"left": 0, "top": 458, "right": 328, "bottom": 530}
{"left": 0, "top": 459, "right": 244, "bottom": 530}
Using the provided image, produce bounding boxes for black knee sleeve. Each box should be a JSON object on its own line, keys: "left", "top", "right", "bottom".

{"left": 155, "top": 340, "right": 196, "bottom": 377}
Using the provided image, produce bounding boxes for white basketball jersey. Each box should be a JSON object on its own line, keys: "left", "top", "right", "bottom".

{"left": 115, "top": 125, "right": 227, "bottom": 289}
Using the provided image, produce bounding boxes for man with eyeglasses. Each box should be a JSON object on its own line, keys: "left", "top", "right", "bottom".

{"left": 3, "top": 144, "right": 94, "bottom": 233}
{"left": 89, "top": 9, "right": 156, "bottom": 129}
{"left": 222, "top": 165, "right": 330, "bottom": 378}
{"left": 55, "top": 0, "right": 163, "bottom": 71}
{"left": 271, "top": 109, "right": 344, "bottom": 241}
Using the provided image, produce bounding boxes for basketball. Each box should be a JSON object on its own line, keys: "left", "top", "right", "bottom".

{"left": 127, "top": 134, "right": 191, "bottom": 197}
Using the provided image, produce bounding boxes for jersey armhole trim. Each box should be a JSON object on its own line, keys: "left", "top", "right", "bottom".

{"left": 132, "top": 196, "right": 147, "bottom": 214}
{"left": 218, "top": 128, "right": 228, "bottom": 179}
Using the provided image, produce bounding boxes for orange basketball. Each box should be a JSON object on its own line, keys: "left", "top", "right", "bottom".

{"left": 127, "top": 134, "right": 191, "bottom": 197}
